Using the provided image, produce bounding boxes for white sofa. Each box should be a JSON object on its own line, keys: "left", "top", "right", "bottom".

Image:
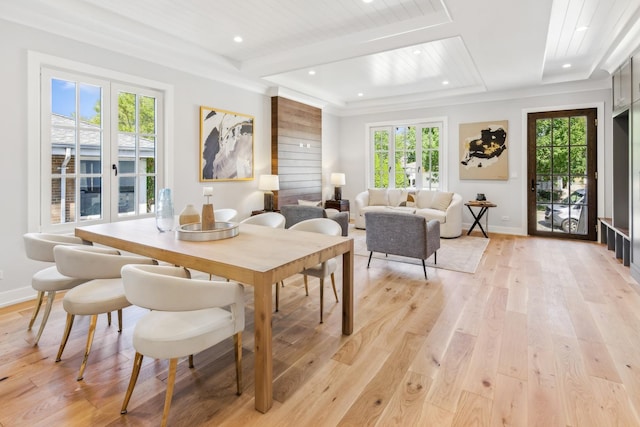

{"left": 354, "top": 188, "right": 463, "bottom": 238}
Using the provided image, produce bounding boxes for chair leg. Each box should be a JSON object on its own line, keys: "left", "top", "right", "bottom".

{"left": 189, "top": 355, "right": 194, "bottom": 368}
{"left": 330, "top": 273, "right": 339, "bottom": 303}
{"left": 422, "top": 260, "right": 427, "bottom": 279}
{"left": 434, "top": 251, "right": 437, "bottom": 264}
{"left": 162, "top": 358, "right": 178, "bottom": 427}
{"left": 33, "top": 290, "right": 56, "bottom": 345}
{"left": 121, "top": 352, "right": 144, "bottom": 415}
{"left": 304, "top": 275, "right": 309, "bottom": 296}
{"left": 56, "top": 313, "right": 75, "bottom": 361}
{"left": 367, "top": 251, "right": 373, "bottom": 268}
{"left": 107, "top": 311, "right": 112, "bottom": 326}
{"left": 117, "top": 309, "right": 123, "bottom": 333}
{"left": 319, "top": 278, "right": 324, "bottom": 324}
{"left": 77, "top": 314, "right": 98, "bottom": 381}
{"left": 234, "top": 332, "right": 243, "bottom": 395}
{"left": 275, "top": 282, "right": 280, "bottom": 312}
{"left": 28, "top": 291, "right": 44, "bottom": 331}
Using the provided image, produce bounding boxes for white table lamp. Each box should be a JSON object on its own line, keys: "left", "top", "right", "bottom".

{"left": 258, "top": 174, "right": 280, "bottom": 211}
{"left": 330, "top": 173, "right": 346, "bottom": 201}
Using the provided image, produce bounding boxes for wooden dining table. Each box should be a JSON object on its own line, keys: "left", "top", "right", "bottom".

{"left": 74, "top": 217, "right": 354, "bottom": 413}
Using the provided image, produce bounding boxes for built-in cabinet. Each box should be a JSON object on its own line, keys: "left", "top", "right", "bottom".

{"left": 633, "top": 55, "right": 640, "bottom": 103}
{"left": 613, "top": 59, "right": 632, "bottom": 114}
{"left": 633, "top": 100, "right": 640, "bottom": 273}
{"left": 607, "top": 58, "right": 636, "bottom": 272}
{"left": 614, "top": 52, "right": 640, "bottom": 281}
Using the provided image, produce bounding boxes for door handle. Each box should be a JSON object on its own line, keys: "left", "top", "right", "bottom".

{"left": 531, "top": 179, "right": 535, "bottom": 192}
{"left": 112, "top": 164, "right": 118, "bottom": 176}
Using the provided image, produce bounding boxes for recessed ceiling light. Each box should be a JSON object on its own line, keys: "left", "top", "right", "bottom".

{"left": 562, "top": 63, "right": 572, "bottom": 68}
{"left": 233, "top": 36, "right": 243, "bottom": 43}
{"left": 413, "top": 49, "right": 421, "bottom": 55}
{"left": 363, "top": 0, "right": 374, "bottom": 3}
{"left": 308, "top": 70, "right": 316, "bottom": 75}
{"left": 357, "top": 92, "right": 364, "bottom": 97}
{"left": 576, "top": 26, "right": 589, "bottom": 32}
{"left": 442, "top": 80, "right": 449, "bottom": 85}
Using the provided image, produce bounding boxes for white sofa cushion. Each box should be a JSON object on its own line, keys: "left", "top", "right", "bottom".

{"left": 387, "top": 189, "right": 408, "bottom": 207}
{"left": 414, "top": 208, "right": 447, "bottom": 223}
{"left": 415, "top": 190, "right": 435, "bottom": 209}
{"left": 298, "top": 199, "right": 322, "bottom": 206}
{"left": 368, "top": 188, "right": 389, "bottom": 206}
{"left": 431, "top": 192, "right": 454, "bottom": 211}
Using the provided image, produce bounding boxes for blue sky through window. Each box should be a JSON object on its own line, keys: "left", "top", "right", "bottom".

{"left": 52, "top": 78, "right": 101, "bottom": 121}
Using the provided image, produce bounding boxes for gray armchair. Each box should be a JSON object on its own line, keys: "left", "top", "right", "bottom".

{"left": 364, "top": 211, "right": 440, "bottom": 279}
{"left": 280, "top": 205, "right": 349, "bottom": 236}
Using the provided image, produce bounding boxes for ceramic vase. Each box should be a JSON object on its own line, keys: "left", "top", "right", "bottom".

{"left": 179, "top": 204, "right": 200, "bottom": 225}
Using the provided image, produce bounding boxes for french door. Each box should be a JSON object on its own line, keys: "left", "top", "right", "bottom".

{"left": 41, "top": 68, "right": 163, "bottom": 231}
{"left": 527, "top": 108, "right": 597, "bottom": 240}
{"left": 370, "top": 122, "right": 442, "bottom": 190}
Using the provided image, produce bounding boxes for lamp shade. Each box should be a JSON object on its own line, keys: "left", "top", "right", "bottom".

{"left": 330, "top": 173, "right": 346, "bottom": 186}
{"left": 258, "top": 174, "right": 279, "bottom": 191}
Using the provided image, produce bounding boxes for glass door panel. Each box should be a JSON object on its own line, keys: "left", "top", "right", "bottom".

{"left": 372, "top": 128, "right": 391, "bottom": 188}
{"left": 528, "top": 109, "right": 596, "bottom": 240}
{"left": 115, "top": 90, "right": 158, "bottom": 218}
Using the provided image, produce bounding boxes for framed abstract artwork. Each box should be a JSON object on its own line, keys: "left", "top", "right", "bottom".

{"left": 199, "top": 106, "right": 254, "bottom": 181}
{"left": 459, "top": 120, "right": 508, "bottom": 180}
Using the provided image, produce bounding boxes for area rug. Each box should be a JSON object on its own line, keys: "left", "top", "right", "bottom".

{"left": 350, "top": 226, "right": 489, "bottom": 274}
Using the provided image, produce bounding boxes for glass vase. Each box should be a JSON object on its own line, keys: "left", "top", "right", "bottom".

{"left": 156, "top": 188, "right": 174, "bottom": 232}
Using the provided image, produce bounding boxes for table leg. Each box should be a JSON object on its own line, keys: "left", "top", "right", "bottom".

{"left": 342, "top": 241, "right": 354, "bottom": 335}
{"left": 253, "top": 276, "right": 273, "bottom": 413}
{"left": 466, "top": 206, "right": 489, "bottom": 238}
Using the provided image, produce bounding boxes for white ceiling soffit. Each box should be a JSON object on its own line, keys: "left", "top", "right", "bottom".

{"left": 543, "top": 0, "right": 640, "bottom": 83}
{"left": 1, "top": 0, "right": 638, "bottom": 114}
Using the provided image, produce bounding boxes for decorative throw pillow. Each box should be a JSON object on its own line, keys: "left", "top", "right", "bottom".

{"left": 415, "top": 190, "right": 434, "bottom": 209}
{"left": 368, "top": 188, "right": 389, "bottom": 206}
{"left": 406, "top": 194, "right": 416, "bottom": 207}
{"left": 298, "top": 199, "right": 322, "bottom": 207}
{"left": 431, "top": 192, "right": 453, "bottom": 211}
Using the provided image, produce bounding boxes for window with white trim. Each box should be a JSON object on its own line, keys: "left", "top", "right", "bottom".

{"left": 36, "top": 65, "right": 165, "bottom": 231}
{"left": 369, "top": 120, "right": 445, "bottom": 190}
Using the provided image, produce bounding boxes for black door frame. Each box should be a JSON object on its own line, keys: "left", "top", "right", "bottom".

{"left": 526, "top": 108, "right": 598, "bottom": 240}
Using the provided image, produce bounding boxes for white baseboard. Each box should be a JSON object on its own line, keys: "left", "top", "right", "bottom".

{"left": 462, "top": 222, "right": 526, "bottom": 236}
{"left": 0, "top": 286, "right": 36, "bottom": 308}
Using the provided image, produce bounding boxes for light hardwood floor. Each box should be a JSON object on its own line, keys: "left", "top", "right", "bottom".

{"left": 2, "top": 232, "right": 640, "bottom": 426}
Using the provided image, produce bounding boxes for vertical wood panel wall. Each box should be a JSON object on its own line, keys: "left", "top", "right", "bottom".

{"left": 271, "top": 96, "right": 322, "bottom": 207}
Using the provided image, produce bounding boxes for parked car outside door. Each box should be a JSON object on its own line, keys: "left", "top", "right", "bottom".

{"left": 544, "top": 188, "right": 585, "bottom": 233}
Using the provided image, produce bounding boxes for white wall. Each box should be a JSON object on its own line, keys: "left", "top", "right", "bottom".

{"left": 322, "top": 112, "right": 342, "bottom": 200}
{"left": 337, "top": 90, "right": 612, "bottom": 235}
{"left": 0, "top": 20, "right": 278, "bottom": 306}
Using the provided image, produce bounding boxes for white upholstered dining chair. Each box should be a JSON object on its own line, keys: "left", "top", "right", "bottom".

{"left": 119, "top": 264, "right": 245, "bottom": 427}
{"left": 214, "top": 208, "right": 238, "bottom": 222}
{"left": 289, "top": 218, "right": 342, "bottom": 323}
{"left": 240, "top": 212, "right": 287, "bottom": 311}
{"left": 23, "top": 233, "right": 91, "bottom": 345}
{"left": 240, "top": 211, "right": 286, "bottom": 228}
{"left": 53, "top": 245, "right": 156, "bottom": 381}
